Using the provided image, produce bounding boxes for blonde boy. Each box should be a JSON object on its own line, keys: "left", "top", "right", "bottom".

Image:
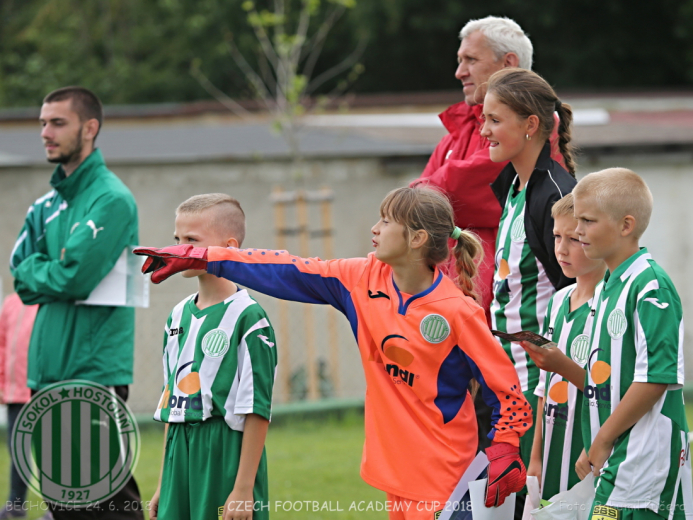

{"left": 572, "top": 169, "right": 691, "bottom": 519}
{"left": 524, "top": 194, "right": 606, "bottom": 500}
{"left": 149, "top": 194, "right": 277, "bottom": 520}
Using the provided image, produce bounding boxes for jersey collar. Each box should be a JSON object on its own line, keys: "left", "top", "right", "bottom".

{"left": 603, "top": 247, "right": 649, "bottom": 288}
{"left": 391, "top": 269, "right": 444, "bottom": 316}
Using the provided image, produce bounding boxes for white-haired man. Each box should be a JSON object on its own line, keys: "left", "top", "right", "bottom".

{"left": 413, "top": 16, "right": 564, "bottom": 319}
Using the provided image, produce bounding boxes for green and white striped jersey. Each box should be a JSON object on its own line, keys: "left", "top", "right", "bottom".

{"left": 582, "top": 248, "right": 692, "bottom": 515}
{"left": 491, "top": 183, "right": 554, "bottom": 393}
{"left": 154, "top": 289, "right": 277, "bottom": 431}
{"left": 535, "top": 284, "right": 591, "bottom": 500}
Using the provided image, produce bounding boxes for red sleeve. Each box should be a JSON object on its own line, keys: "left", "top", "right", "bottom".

{"left": 413, "top": 134, "right": 456, "bottom": 184}
{"left": 418, "top": 146, "right": 505, "bottom": 229}
{"left": 455, "top": 309, "right": 532, "bottom": 446}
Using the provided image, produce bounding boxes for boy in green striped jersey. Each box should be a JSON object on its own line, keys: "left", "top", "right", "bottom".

{"left": 570, "top": 169, "right": 691, "bottom": 519}
{"left": 522, "top": 194, "right": 606, "bottom": 500}
{"left": 149, "top": 194, "right": 277, "bottom": 520}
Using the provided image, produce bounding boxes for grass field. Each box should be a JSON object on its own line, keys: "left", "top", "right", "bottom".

{"left": 0, "top": 411, "right": 385, "bottom": 520}
{"left": 1, "top": 406, "right": 692, "bottom": 520}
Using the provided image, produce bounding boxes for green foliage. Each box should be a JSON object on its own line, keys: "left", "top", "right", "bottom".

{"left": 0, "top": 0, "right": 691, "bottom": 109}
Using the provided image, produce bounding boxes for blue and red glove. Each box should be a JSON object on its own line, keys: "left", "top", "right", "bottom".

{"left": 133, "top": 245, "right": 208, "bottom": 284}
{"left": 484, "top": 442, "right": 526, "bottom": 507}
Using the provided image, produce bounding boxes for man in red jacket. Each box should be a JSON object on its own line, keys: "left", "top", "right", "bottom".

{"left": 413, "top": 16, "right": 534, "bottom": 316}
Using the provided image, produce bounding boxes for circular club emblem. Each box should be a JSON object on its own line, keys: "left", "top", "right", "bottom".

{"left": 607, "top": 309, "right": 628, "bottom": 339}
{"left": 420, "top": 314, "right": 450, "bottom": 344}
{"left": 510, "top": 213, "right": 526, "bottom": 242}
{"left": 201, "top": 328, "right": 230, "bottom": 358}
{"left": 12, "top": 380, "right": 140, "bottom": 507}
{"left": 570, "top": 334, "right": 591, "bottom": 367}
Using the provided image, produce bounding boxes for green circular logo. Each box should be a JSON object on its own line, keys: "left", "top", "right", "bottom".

{"left": 201, "top": 329, "right": 230, "bottom": 358}
{"left": 420, "top": 314, "right": 450, "bottom": 344}
{"left": 570, "top": 334, "right": 591, "bottom": 367}
{"left": 607, "top": 309, "right": 628, "bottom": 339}
{"left": 12, "top": 380, "right": 140, "bottom": 507}
{"left": 510, "top": 213, "right": 526, "bottom": 242}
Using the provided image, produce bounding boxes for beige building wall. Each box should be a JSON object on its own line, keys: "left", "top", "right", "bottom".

{"left": 1, "top": 152, "right": 691, "bottom": 414}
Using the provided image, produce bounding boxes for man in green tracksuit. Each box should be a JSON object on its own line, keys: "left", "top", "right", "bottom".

{"left": 9, "top": 87, "right": 143, "bottom": 520}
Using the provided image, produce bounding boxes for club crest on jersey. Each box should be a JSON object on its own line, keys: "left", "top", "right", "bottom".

{"left": 510, "top": 212, "right": 526, "bottom": 242}
{"left": 201, "top": 328, "right": 230, "bottom": 358}
{"left": 420, "top": 314, "right": 450, "bottom": 343}
{"left": 570, "top": 334, "right": 590, "bottom": 367}
{"left": 607, "top": 309, "right": 627, "bottom": 339}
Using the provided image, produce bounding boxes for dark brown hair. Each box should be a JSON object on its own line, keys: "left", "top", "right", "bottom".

{"left": 487, "top": 68, "right": 576, "bottom": 176}
{"left": 379, "top": 186, "right": 484, "bottom": 301}
{"left": 44, "top": 86, "right": 103, "bottom": 140}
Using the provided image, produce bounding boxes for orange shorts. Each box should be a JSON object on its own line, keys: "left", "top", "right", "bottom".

{"left": 386, "top": 493, "right": 446, "bottom": 520}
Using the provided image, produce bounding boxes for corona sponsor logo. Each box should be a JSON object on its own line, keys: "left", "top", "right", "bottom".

{"left": 380, "top": 334, "right": 418, "bottom": 387}
{"left": 585, "top": 349, "right": 612, "bottom": 403}
{"left": 159, "top": 361, "right": 203, "bottom": 411}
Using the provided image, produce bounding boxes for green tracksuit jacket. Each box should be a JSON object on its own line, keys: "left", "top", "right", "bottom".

{"left": 10, "top": 149, "right": 139, "bottom": 389}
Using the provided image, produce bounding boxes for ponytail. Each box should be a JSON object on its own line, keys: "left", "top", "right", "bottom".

{"left": 452, "top": 230, "right": 484, "bottom": 302}
{"left": 556, "top": 101, "right": 576, "bottom": 177}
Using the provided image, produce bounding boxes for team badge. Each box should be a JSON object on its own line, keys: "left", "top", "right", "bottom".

{"left": 570, "top": 334, "right": 590, "bottom": 367}
{"left": 420, "top": 314, "right": 450, "bottom": 344}
{"left": 201, "top": 329, "right": 230, "bottom": 358}
{"left": 607, "top": 309, "right": 627, "bottom": 339}
{"left": 510, "top": 212, "right": 526, "bottom": 242}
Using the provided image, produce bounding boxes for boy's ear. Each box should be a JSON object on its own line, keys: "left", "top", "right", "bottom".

{"left": 409, "top": 229, "right": 428, "bottom": 250}
{"left": 226, "top": 237, "right": 239, "bottom": 248}
{"left": 620, "top": 215, "right": 637, "bottom": 238}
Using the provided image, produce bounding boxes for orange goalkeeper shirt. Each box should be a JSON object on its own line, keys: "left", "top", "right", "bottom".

{"left": 208, "top": 248, "right": 531, "bottom": 502}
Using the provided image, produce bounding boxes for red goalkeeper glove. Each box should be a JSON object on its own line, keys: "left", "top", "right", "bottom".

{"left": 484, "top": 442, "right": 526, "bottom": 507}
{"left": 133, "top": 245, "right": 208, "bottom": 284}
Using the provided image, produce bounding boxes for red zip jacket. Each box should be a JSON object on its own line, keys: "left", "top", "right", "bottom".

{"left": 207, "top": 248, "right": 531, "bottom": 501}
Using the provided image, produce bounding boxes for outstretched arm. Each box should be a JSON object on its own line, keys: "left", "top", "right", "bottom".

{"left": 135, "top": 245, "right": 368, "bottom": 315}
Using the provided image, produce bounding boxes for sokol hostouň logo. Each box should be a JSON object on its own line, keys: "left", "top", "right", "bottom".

{"left": 11, "top": 380, "right": 140, "bottom": 507}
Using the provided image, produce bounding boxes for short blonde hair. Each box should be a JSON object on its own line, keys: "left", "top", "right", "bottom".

{"left": 573, "top": 168, "right": 653, "bottom": 239}
{"left": 551, "top": 193, "right": 574, "bottom": 218}
{"left": 176, "top": 193, "right": 246, "bottom": 246}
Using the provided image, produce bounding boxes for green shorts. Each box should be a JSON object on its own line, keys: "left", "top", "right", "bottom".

{"left": 159, "top": 418, "right": 269, "bottom": 520}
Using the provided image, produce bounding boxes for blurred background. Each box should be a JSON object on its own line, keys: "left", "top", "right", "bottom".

{"left": 1, "top": 0, "right": 693, "bottom": 416}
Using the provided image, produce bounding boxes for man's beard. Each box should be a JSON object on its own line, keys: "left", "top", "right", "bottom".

{"left": 47, "top": 126, "right": 83, "bottom": 165}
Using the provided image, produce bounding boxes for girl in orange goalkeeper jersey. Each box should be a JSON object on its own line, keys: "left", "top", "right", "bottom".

{"left": 135, "top": 186, "right": 531, "bottom": 519}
